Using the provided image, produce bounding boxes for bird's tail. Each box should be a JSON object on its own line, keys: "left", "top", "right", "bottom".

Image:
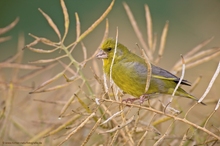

{"left": 171, "top": 87, "right": 206, "bottom": 105}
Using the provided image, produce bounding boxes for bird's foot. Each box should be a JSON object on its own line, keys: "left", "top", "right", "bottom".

{"left": 122, "top": 98, "right": 139, "bottom": 103}
{"left": 122, "top": 95, "right": 148, "bottom": 105}
{"left": 139, "top": 94, "right": 148, "bottom": 104}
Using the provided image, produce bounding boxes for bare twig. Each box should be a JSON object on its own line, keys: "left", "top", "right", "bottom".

{"left": 198, "top": 62, "right": 220, "bottom": 103}
{"left": 60, "top": 0, "right": 69, "bottom": 42}
{"left": 38, "top": 8, "right": 61, "bottom": 40}
{"left": 103, "top": 99, "right": 220, "bottom": 140}
{"left": 170, "top": 55, "right": 185, "bottom": 102}
{"left": 155, "top": 21, "right": 169, "bottom": 64}
{"left": 145, "top": 5, "right": 153, "bottom": 50}
{"left": 109, "top": 27, "right": 118, "bottom": 86}
{"left": 103, "top": 116, "right": 134, "bottom": 133}
{"left": 0, "top": 17, "right": 19, "bottom": 35}
{"left": 123, "top": 2, "right": 152, "bottom": 60}
{"left": 81, "top": 118, "right": 101, "bottom": 146}
{"left": 75, "top": 12, "right": 80, "bottom": 40}
{"left": 137, "top": 113, "right": 156, "bottom": 146}
{"left": 203, "top": 99, "right": 220, "bottom": 128}
{"left": 58, "top": 113, "right": 95, "bottom": 146}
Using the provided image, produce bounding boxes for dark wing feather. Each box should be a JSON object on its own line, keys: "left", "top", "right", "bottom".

{"left": 151, "top": 64, "right": 191, "bottom": 86}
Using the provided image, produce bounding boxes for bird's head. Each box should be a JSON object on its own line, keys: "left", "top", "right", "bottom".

{"left": 96, "top": 38, "right": 129, "bottom": 62}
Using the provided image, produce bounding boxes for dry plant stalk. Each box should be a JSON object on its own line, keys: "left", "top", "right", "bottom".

{"left": 80, "top": 118, "right": 102, "bottom": 146}
{"left": 109, "top": 27, "right": 118, "bottom": 87}
{"left": 1, "top": 1, "right": 220, "bottom": 145}
{"left": 198, "top": 62, "right": 220, "bottom": 103}
{"left": 58, "top": 113, "right": 95, "bottom": 146}
{"left": 153, "top": 121, "right": 174, "bottom": 146}
{"left": 172, "top": 38, "right": 219, "bottom": 73}
{"left": 140, "top": 46, "right": 152, "bottom": 94}
{"left": 38, "top": 8, "right": 61, "bottom": 41}
{"left": 203, "top": 99, "right": 220, "bottom": 128}
{"left": 0, "top": 17, "right": 19, "bottom": 43}
{"left": 103, "top": 99, "right": 220, "bottom": 141}
{"left": 104, "top": 116, "right": 134, "bottom": 133}
{"left": 26, "top": 0, "right": 114, "bottom": 95}
{"left": 155, "top": 21, "right": 169, "bottom": 64}
{"left": 145, "top": 5, "right": 153, "bottom": 50}
{"left": 169, "top": 55, "right": 186, "bottom": 104}
{"left": 189, "top": 75, "right": 202, "bottom": 93}
{"left": 137, "top": 113, "right": 156, "bottom": 146}
{"left": 60, "top": 0, "right": 69, "bottom": 43}
{"left": 123, "top": 2, "right": 152, "bottom": 60}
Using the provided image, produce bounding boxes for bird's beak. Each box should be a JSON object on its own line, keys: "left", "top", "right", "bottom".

{"left": 96, "top": 49, "right": 108, "bottom": 59}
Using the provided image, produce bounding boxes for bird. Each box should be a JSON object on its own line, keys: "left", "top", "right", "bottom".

{"left": 96, "top": 38, "right": 204, "bottom": 105}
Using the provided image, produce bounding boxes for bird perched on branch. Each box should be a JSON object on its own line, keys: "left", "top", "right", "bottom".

{"left": 96, "top": 38, "right": 204, "bottom": 105}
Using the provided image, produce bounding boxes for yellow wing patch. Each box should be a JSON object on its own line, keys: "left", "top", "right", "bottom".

{"left": 152, "top": 75, "right": 177, "bottom": 81}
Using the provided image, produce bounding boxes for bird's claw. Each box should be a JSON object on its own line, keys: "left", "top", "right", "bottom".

{"left": 122, "top": 94, "right": 148, "bottom": 105}
{"left": 122, "top": 98, "right": 138, "bottom": 103}
{"left": 139, "top": 95, "right": 145, "bottom": 104}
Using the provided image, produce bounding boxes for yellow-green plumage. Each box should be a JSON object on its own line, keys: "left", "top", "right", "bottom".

{"left": 96, "top": 38, "right": 201, "bottom": 103}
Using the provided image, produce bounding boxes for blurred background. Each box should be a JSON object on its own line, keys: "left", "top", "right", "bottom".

{"left": 0, "top": 0, "right": 219, "bottom": 99}
{"left": 0, "top": 0, "right": 220, "bottom": 145}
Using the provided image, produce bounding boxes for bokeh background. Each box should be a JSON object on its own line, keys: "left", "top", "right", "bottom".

{"left": 0, "top": 0, "right": 220, "bottom": 145}
{"left": 1, "top": 0, "right": 219, "bottom": 99}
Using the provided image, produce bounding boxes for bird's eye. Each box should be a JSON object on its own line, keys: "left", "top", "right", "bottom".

{"left": 106, "top": 48, "right": 112, "bottom": 52}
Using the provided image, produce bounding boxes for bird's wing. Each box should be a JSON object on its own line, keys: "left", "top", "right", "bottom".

{"left": 151, "top": 64, "right": 191, "bottom": 86}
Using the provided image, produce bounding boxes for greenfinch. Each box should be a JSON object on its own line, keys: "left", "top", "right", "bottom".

{"left": 96, "top": 38, "right": 203, "bottom": 104}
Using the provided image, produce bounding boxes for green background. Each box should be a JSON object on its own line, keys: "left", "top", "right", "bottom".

{"left": 0, "top": 0, "right": 220, "bottom": 95}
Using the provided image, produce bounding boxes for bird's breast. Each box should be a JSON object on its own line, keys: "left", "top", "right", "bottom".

{"left": 110, "top": 61, "right": 148, "bottom": 97}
